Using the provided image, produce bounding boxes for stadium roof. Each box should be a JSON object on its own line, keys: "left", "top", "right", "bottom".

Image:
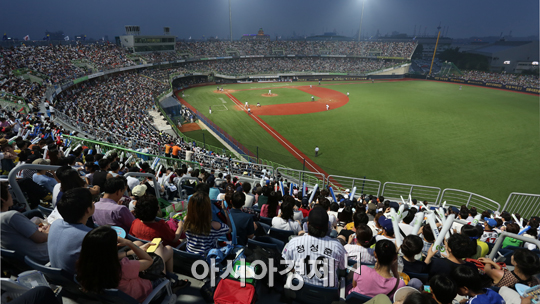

{"left": 160, "top": 96, "right": 181, "bottom": 109}
{"left": 466, "top": 41, "right": 532, "bottom": 56}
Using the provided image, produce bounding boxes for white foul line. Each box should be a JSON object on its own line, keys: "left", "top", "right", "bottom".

{"left": 225, "top": 93, "right": 322, "bottom": 174}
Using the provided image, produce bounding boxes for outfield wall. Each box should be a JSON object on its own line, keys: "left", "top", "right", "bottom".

{"left": 422, "top": 75, "right": 540, "bottom": 95}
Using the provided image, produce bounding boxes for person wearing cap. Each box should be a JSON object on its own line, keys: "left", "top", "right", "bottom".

{"left": 375, "top": 216, "right": 395, "bottom": 242}
{"left": 480, "top": 218, "right": 499, "bottom": 244}
{"left": 32, "top": 158, "right": 58, "bottom": 193}
{"left": 282, "top": 205, "right": 347, "bottom": 287}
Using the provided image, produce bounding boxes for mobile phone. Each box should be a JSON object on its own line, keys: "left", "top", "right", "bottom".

{"left": 146, "top": 238, "right": 161, "bottom": 253}
{"left": 423, "top": 285, "right": 431, "bottom": 293}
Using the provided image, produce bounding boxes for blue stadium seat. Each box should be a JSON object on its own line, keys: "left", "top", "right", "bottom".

{"left": 269, "top": 227, "right": 295, "bottom": 244}
{"left": 38, "top": 205, "right": 54, "bottom": 217}
{"left": 345, "top": 292, "right": 372, "bottom": 303}
{"left": 404, "top": 272, "right": 429, "bottom": 284}
{"left": 172, "top": 242, "right": 207, "bottom": 279}
{"left": 24, "top": 256, "right": 91, "bottom": 300}
{"left": 259, "top": 216, "right": 273, "bottom": 226}
{"left": 248, "top": 236, "right": 285, "bottom": 254}
{"left": 1, "top": 248, "right": 32, "bottom": 275}
{"left": 285, "top": 279, "right": 342, "bottom": 304}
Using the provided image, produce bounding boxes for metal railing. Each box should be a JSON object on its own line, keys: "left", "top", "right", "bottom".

{"left": 381, "top": 182, "right": 442, "bottom": 205}
{"left": 488, "top": 232, "right": 540, "bottom": 260}
{"left": 326, "top": 175, "right": 382, "bottom": 198}
{"left": 276, "top": 167, "right": 326, "bottom": 189}
{"left": 501, "top": 193, "right": 540, "bottom": 219}
{"left": 8, "top": 164, "right": 61, "bottom": 211}
{"left": 63, "top": 135, "right": 201, "bottom": 171}
{"left": 438, "top": 188, "right": 500, "bottom": 212}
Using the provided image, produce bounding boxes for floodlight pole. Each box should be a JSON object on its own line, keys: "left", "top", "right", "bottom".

{"left": 229, "top": 0, "right": 233, "bottom": 42}
{"left": 358, "top": 0, "right": 365, "bottom": 42}
{"left": 428, "top": 26, "right": 442, "bottom": 76}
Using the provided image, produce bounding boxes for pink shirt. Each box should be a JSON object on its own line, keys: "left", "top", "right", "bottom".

{"left": 118, "top": 257, "right": 152, "bottom": 302}
{"left": 260, "top": 204, "right": 279, "bottom": 218}
{"left": 348, "top": 265, "right": 405, "bottom": 299}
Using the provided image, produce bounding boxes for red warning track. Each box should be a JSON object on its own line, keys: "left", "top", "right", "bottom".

{"left": 226, "top": 91, "right": 332, "bottom": 178}
{"left": 238, "top": 86, "right": 349, "bottom": 115}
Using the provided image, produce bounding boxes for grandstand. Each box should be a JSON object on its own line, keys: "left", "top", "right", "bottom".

{"left": 1, "top": 39, "right": 539, "bottom": 304}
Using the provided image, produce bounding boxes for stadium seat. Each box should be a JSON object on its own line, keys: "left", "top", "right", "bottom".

{"left": 38, "top": 205, "right": 54, "bottom": 217}
{"left": 172, "top": 242, "right": 207, "bottom": 279}
{"left": 269, "top": 227, "right": 295, "bottom": 244}
{"left": 86, "top": 279, "right": 174, "bottom": 304}
{"left": 404, "top": 272, "right": 429, "bottom": 284}
{"left": 1, "top": 248, "right": 32, "bottom": 275}
{"left": 24, "top": 256, "right": 90, "bottom": 300}
{"left": 258, "top": 222, "right": 271, "bottom": 234}
{"left": 126, "top": 234, "right": 149, "bottom": 244}
{"left": 259, "top": 216, "right": 273, "bottom": 226}
{"left": 248, "top": 236, "right": 285, "bottom": 254}
{"left": 285, "top": 278, "right": 344, "bottom": 304}
{"left": 345, "top": 292, "right": 373, "bottom": 303}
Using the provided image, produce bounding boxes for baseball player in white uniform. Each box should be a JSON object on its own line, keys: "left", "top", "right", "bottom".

{"left": 346, "top": 92, "right": 349, "bottom": 96}
{"left": 245, "top": 101, "right": 248, "bottom": 108}
{"left": 269, "top": 89, "right": 272, "bottom": 95}
{"left": 326, "top": 104, "right": 329, "bottom": 110}
{"left": 282, "top": 207, "right": 346, "bottom": 287}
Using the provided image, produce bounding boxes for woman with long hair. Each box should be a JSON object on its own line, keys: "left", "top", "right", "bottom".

{"left": 271, "top": 197, "right": 302, "bottom": 234}
{"left": 178, "top": 191, "right": 231, "bottom": 256}
{"left": 260, "top": 191, "right": 279, "bottom": 218}
{"left": 77, "top": 225, "right": 158, "bottom": 302}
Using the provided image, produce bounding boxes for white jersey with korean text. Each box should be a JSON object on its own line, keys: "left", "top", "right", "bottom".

{"left": 480, "top": 231, "right": 498, "bottom": 244}
{"left": 282, "top": 234, "right": 346, "bottom": 287}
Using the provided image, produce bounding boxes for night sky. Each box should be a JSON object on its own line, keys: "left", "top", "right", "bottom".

{"left": 1, "top": 0, "right": 538, "bottom": 40}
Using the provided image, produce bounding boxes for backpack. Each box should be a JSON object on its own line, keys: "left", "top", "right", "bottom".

{"left": 214, "top": 278, "right": 256, "bottom": 304}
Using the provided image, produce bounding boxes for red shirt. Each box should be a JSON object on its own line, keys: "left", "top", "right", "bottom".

{"left": 129, "top": 219, "right": 180, "bottom": 247}
{"left": 299, "top": 208, "right": 310, "bottom": 218}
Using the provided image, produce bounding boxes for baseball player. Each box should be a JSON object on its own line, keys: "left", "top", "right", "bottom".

{"left": 269, "top": 89, "right": 272, "bottom": 95}
{"left": 326, "top": 104, "right": 329, "bottom": 110}
{"left": 346, "top": 92, "right": 349, "bottom": 96}
{"left": 312, "top": 96, "right": 314, "bottom": 101}
{"left": 209, "top": 106, "right": 212, "bottom": 115}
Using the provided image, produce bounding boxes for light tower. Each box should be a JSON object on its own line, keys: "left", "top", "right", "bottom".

{"left": 358, "top": 0, "right": 365, "bottom": 41}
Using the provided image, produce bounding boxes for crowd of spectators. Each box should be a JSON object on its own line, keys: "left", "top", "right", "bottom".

{"left": 53, "top": 73, "right": 169, "bottom": 152}
{"left": 459, "top": 70, "right": 539, "bottom": 88}
{"left": 1, "top": 101, "right": 539, "bottom": 303}
{"left": 0, "top": 76, "right": 45, "bottom": 108}
{"left": 174, "top": 40, "right": 417, "bottom": 58}
{"left": 181, "top": 57, "right": 402, "bottom": 75}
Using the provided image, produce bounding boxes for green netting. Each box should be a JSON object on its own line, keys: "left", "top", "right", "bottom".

{"left": 438, "top": 62, "right": 463, "bottom": 77}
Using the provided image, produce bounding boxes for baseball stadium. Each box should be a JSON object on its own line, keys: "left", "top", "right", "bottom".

{"left": 1, "top": 2, "right": 539, "bottom": 304}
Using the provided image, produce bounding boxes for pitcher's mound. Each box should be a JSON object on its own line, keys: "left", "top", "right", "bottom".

{"left": 262, "top": 93, "right": 279, "bottom": 97}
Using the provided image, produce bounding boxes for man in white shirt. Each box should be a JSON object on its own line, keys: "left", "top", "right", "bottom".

{"left": 282, "top": 206, "right": 346, "bottom": 288}
{"left": 126, "top": 167, "right": 140, "bottom": 191}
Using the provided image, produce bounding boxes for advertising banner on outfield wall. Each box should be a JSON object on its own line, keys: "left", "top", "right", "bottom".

{"left": 428, "top": 76, "right": 539, "bottom": 94}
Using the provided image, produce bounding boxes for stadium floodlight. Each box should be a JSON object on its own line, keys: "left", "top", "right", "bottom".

{"left": 358, "top": 0, "right": 366, "bottom": 42}
{"left": 532, "top": 61, "right": 539, "bottom": 66}
{"left": 229, "top": 0, "right": 233, "bottom": 42}
{"left": 503, "top": 61, "right": 511, "bottom": 65}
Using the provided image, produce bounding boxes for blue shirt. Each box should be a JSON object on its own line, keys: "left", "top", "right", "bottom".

{"left": 468, "top": 289, "right": 505, "bottom": 304}
{"left": 32, "top": 173, "right": 58, "bottom": 193}
{"left": 229, "top": 209, "right": 255, "bottom": 246}
{"left": 48, "top": 219, "right": 92, "bottom": 275}
{"left": 209, "top": 187, "right": 220, "bottom": 201}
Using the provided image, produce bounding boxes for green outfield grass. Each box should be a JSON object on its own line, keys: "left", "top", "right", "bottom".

{"left": 183, "top": 80, "right": 540, "bottom": 203}
{"left": 182, "top": 129, "right": 228, "bottom": 151}
{"left": 231, "top": 87, "right": 319, "bottom": 106}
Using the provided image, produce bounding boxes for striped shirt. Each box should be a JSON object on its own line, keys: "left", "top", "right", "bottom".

{"left": 282, "top": 235, "right": 347, "bottom": 287}
{"left": 185, "top": 223, "right": 229, "bottom": 256}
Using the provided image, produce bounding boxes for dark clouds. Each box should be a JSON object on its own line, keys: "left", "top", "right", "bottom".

{"left": 1, "top": 0, "right": 538, "bottom": 40}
